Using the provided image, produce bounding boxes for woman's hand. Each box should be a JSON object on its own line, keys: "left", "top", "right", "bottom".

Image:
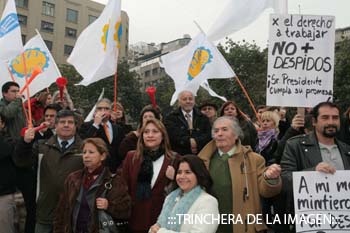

{"left": 96, "top": 198, "right": 109, "bottom": 210}
{"left": 149, "top": 223, "right": 160, "bottom": 233}
{"left": 166, "top": 165, "right": 175, "bottom": 180}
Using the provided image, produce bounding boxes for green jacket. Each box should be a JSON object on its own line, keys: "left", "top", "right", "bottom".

{"left": 14, "top": 135, "right": 84, "bottom": 224}
{"left": 0, "top": 97, "right": 26, "bottom": 139}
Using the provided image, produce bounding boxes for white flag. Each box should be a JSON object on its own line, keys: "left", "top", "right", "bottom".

{"left": 0, "top": 0, "right": 23, "bottom": 61}
{"left": 1, "top": 33, "right": 61, "bottom": 97}
{"left": 160, "top": 32, "right": 235, "bottom": 105}
{"left": 67, "top": 0, "right": 122, "bottom": 86}
{"left": 207, "top": 0, "right": 275, "bottom": 42}
{"left": 84, "top": 88, "right": 105, "bottom": 122}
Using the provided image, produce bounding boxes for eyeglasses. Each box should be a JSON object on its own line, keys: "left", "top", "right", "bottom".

{"left": 201, "top": 107, "right": 215, "bottom": 111}
{"left": 96, "top": 107, "right": 111, "bottom": 111}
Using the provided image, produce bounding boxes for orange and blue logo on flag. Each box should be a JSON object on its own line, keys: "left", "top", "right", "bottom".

{"left": 187, "top": 47, "right": 213, "bottom": 80}
{"left": 9, "top": 48, "right": 49, "bottom": 78}
{"left": 101, "top": 18, "right": 122, "bottom": 51}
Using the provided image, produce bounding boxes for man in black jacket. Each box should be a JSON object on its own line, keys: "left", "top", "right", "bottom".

{"left": 164, "top": 90, "right": 211, "bottom": 155}
{"left": 281, "top": 102, "right": 350, "bottom": 214}
{"left": 79, "top": 98, "right": 125, "bottom": 171}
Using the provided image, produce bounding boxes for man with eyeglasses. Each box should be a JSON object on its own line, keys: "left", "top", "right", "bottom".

{"left": 79, "top": 98, "right": 125, "bottom": 172}
{"left": 14, "top": 109, "right": 83, "bottom": 233}
{"left": 0, "top": 81, "right": 26, "bottom": 139}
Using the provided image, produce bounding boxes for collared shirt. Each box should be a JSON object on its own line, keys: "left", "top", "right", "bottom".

{"left": 93, "top": 120, "right": 113, "bottom": 140}
{"left": 319, "top": 142, "right": 344, "bottom": 170}
{"left": 218, "top": 146, "right": 237, "bottom": 158}
{"left": 181, "top": 109, "right": 193, "bottom": 120}
{"left": 57, "top": 136, "right": 75, "bottom": 150}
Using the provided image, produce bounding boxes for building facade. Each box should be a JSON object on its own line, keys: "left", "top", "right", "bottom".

{"left": 129, "top": 35, "right": 191, "bottom": 89}
{"left": 335, "top": 26, "right": 350, "bottom": 43}
{"left": 0, "top": 0, "right": 128, "bottom": 64}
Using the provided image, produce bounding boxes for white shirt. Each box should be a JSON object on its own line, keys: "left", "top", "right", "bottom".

{"left": 151, "top": 155, "right": 165, "bottom": 188}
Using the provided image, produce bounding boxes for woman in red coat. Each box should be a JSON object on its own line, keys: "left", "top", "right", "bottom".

{"left": 122, "top": 118, "right": 175, "bottom": 233}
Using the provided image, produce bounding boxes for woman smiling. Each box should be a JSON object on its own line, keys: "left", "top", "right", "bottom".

{"left": 149, "top": 155, "right": 219, "bottom": 233}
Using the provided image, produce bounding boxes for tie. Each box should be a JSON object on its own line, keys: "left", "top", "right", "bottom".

{"left": 221, "top": 153, "right": 230, "bottom": 161}
{"left": 185, "top": 113, "right": 193, "bottom": 130}
{"left": 103, "top": 124, "right": 111, "bottom": 144}
{"left": 61, "top": 141, "right": 68, "bottom": 152}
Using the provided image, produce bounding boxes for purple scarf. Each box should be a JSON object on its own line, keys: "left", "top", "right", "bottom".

{"left": 256, "top": 129, "right": 277, "bottom": 153}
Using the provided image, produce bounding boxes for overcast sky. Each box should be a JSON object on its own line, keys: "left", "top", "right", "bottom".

{"left": 93, "top": 0, "right": 349, "bottom": 48}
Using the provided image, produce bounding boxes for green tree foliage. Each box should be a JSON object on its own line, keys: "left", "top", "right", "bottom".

{"left": 54, "top": 60, "right": 144, "bottom": 122}
{"left": 211, "top": 39, "right": 268, "bottom": 117}
{"left": 333, "top": 39, "right": 350, "bottom": 111}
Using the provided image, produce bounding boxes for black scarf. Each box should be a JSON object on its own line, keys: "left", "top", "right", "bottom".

{"left": 136, "top": 148, "right": 165, "bottom": 200}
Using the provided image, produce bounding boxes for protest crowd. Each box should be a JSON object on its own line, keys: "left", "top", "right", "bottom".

{"left": 1, "top": 82, "right": 350, "bottom": 233}
{"left": 1, "top": 0, "right": 349, "bottom": 233}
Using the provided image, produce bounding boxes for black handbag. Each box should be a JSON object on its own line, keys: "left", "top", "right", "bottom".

{"left": 98, "top": 177, "right": 128, "bottom": 233}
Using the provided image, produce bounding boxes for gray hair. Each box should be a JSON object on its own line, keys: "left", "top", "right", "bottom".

{"left": 96, "top": 98, "right": 112, "bottom": 107}
{"left": 177, "top": 90, "right": 195, "bottom": 101}
{"left": 212, "top": 116, "right": 244, "bottom": 141}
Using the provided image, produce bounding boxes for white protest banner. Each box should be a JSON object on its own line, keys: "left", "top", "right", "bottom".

{"left": 293, "top": 171, "right": 350, "bottom": 233}
{"left": 267, "top": 14, "right": 335, "bottom": 107}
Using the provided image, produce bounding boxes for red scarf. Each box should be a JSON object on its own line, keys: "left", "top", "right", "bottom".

{"left": 82, "top": 165, "right": 104, "bottom": 190}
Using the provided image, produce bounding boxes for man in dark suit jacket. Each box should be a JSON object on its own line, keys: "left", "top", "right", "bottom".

{"left": 79, "top": 98, "right": 125, "bottom": 172}
{"left": 164, "top": 90, "right": 211, "bottom": 155}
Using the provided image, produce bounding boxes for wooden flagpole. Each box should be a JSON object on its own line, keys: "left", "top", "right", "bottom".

{"left": 234, "top": 76, "right": 261, "bottom": 124}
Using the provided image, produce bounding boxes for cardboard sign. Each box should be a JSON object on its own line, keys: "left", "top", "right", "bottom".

{"left": 293, "top": 171, "right": 350, "bottom": 233}
{"left": 267, "top": 14, "right": 335, "bottom": 107}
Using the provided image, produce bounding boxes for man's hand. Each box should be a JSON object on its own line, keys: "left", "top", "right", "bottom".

{"left": 315, "top": 162, "right": 336, "bottom": 174}
{"left": 291, "top": 114, "right": 305, "bottom": 131}
{"left": 93, "top": 112, "right": 105, "bottom": 126}
{"left": 264, "top": 164, "right": 281, "bottom": 179}
{"left": 38, "top": 122, "right": 50, "bottom": 133}
{"left": 24, "top": 128, "right": 35, "bottom": 143}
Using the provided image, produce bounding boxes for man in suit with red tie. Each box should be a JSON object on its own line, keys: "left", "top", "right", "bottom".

{"left": 79, "top": 98, "right": 125, "bottom": 172}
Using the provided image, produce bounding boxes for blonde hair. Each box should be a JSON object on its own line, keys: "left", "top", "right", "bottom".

{"left": 261, "top": 111, "right": 280, "bottom": 130}
{"left": 82, "top": 138, "right": 109, "bottom": 157}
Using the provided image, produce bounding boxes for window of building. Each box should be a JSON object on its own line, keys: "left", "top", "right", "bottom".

{"left": 15, "top": 0, "right": 28, "bottom": 8}
{"left": 152, "top": 68, "right": 158, "bottom": 75}
{"left": 64, "top": 45, "right": 73, "bottom": 55}
{"left": 41, "top": 21, "right": 54, "bottom": 33}
{"left": 65, "top": 27, "right": 77, "bottom": 38}
{"left": 44, "top": 40, "right": 53, "bottom": 51}
{"left": 145, "top": 70, "right": 151, "bottom": 77}
{"left": 18, "top": 14, "right": 27, "bottom": 26}
{"left": 88, "top": 15, "right": 98, "bottom": 24}
{"left": 42, "top": 2, "right": 55, "bottom": 16}
{"left": 21, "top": 34, "right": 26, "bottom": 43}
{"left": 66, "top": 9, "right": 78, "bottom": 23}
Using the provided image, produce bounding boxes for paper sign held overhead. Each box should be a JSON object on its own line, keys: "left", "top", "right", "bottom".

{"left": 267, "top": 14, "right": 335, "bottom": 107}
